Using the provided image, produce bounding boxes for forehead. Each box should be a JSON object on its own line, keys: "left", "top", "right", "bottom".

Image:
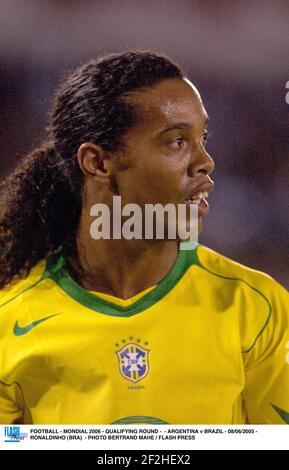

{"left": 126, "top": 78, "right": 208, "bottom": 133}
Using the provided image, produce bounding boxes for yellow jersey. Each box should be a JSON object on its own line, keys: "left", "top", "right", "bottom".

{"left": 0, "top": 242, "right": 288, "bottom": 425}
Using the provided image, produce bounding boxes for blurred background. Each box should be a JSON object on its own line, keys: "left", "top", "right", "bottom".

{"left": 0, "top": 0, "right": 288, "bottom": 288}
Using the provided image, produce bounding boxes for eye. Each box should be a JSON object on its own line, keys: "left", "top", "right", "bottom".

{"left": 168, "top": 137, "right": 186, "bottom": 151}
{"left": 201, "top": 131, "right": 209, "bottom": 147}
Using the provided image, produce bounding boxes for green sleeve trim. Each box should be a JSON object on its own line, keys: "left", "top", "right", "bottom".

{"left": 271, "top": 404, "right": 289, "bottom": 424}
{"left": 111, "top": 415, "right": 169, "bottom": 424}
{"left": 195, "top": 246, "right": 272, "bottom": 354}
{"left": 0, "top": 268, "right": 48, "bottom": 311}
{"left": 44, "top": 242, "right": 199, "bottom": 317}
{"left": 0, "top": 379, "right": 32, "bottom": 424}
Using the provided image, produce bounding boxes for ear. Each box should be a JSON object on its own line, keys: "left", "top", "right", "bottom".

{"left": 77, "top": 142, "right": 114, "bottom": 183}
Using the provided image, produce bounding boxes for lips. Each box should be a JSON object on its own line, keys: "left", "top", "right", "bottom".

{"left": 185, "top": 179, "right": 214, "bottom": 216}
{"left": 185, "top": 190, "right": 209, "bottom": 204}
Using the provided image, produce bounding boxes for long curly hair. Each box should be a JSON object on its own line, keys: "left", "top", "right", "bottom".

{"left": 0, "top": 50, "right": 184, "bottom": 289}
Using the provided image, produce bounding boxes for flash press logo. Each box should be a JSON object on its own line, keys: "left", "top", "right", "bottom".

{"left": 286, "top": 81, "right": 289, "bottom": 105}
{"left": 4, "top": 426, "right": 28, "bottom": 442}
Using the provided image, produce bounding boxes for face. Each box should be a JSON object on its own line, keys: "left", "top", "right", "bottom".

{"left": 112, "top": 78, "right": 215, "bottom": 239}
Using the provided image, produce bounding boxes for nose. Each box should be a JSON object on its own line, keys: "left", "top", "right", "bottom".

{"left": 188, "top": 147, "right": 215, "bottom": 177}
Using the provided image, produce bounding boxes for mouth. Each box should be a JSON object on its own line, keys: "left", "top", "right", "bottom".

{"left": 185, "top": 185, "right": 213, "bottom": 217}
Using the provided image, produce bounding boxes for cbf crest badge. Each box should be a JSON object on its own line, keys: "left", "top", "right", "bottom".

{"left": 116, "top": 342, "right": 150, "bottom": 383}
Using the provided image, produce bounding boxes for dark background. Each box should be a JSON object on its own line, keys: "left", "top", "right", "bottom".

{"left": 0, "top": 0, "right": 288, "bottom": 288}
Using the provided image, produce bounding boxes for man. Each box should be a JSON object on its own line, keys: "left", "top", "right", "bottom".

{"left": 0, "top": 51, "right": 288, "bottom": 424}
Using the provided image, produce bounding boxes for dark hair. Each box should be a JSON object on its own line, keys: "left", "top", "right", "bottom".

{"left": 0, "top": 50, "right": 184, "bottom": 289}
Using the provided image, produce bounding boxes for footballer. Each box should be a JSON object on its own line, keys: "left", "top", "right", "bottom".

{"left": 0, "top": 51, "right": 288, "bottom": 425}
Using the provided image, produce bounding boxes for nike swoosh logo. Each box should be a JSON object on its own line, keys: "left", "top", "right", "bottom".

{"left": 13, "top": 313, "right": 61, "bottom": 336}
{"left": 271, "top": 404, "right": 289, "bottom": 424}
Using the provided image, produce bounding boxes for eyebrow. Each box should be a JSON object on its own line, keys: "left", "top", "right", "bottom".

{"left": 159, "top": 116, "right": 209, "bottom": 134}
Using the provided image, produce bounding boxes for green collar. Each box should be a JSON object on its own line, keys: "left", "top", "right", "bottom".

{"left": 43, "top": 242, "right": 199, "bottom": 317}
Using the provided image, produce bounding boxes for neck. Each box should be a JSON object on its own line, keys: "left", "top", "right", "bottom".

{"left": 66, "top": 228, "right": 179, "bottom": 300}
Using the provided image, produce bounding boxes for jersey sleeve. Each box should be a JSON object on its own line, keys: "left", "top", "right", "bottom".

{"left": 243, "top": 279, "right": 289, "bottom": 424}
{"left": 0, "top": 382, "right": 23, "bottom": 424}
{"left": 0, "top": 290, "right": 25, "bottom": 424}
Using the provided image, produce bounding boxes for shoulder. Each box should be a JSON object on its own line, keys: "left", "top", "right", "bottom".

{"left": 0, "top": 259, "right": 47, "bottom": 323}
{"left": 195, "top": 243, "right": 285, "bottom": 295}
{"left": 194, "top": 243, "right": 289, "bottom": 353}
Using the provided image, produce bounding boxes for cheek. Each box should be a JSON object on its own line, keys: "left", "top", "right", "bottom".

{"left": 118, "top": 151, "right": 189, "bottom": 203}
{"left": 165, "top": 164, "right": 188, "bottom": 195}
{"left": 144, "top": 160, "right": 187, "bottom": 201}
